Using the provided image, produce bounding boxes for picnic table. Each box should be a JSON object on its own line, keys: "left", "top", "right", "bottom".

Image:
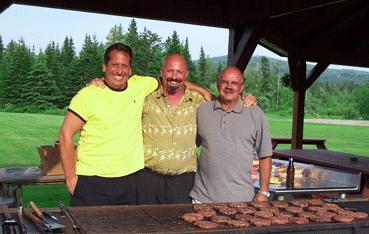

{"left": 272, "top": 149, "right": 369, "bottom": 197}
{"left": 0, "top": 167, "right": 65, "bottom": 206}
{"left": 271, "top": 137, "right": 327, "bottom": 150}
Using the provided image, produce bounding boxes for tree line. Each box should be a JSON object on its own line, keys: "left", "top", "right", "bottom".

{"left": 0, "top": 19, "right": 368, "bottom": 119}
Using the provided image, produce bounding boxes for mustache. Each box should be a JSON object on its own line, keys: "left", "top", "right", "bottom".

{"left": 167, "top": 78, "right": 182, "bottom": 83}
{"left": 223, "top": 88, "right": 235, "bottom": 93}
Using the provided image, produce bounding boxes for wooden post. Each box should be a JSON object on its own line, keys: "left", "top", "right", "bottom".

{"left": 288, "top": 56, "right": 306, "bottom": 149}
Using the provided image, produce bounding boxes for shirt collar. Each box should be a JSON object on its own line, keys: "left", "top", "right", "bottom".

{"left": 154, "top": 83, "right": 192, "bottom": 102}
{"left": 214, "top": 96, "right": 244, "bottom": 113}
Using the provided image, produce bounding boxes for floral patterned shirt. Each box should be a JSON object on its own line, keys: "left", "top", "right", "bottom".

{"left": 142, "top": 85, "right": 205, "bottom": 175}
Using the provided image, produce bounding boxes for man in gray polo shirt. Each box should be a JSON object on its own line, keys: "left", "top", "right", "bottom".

{"left": 190, "top": 66, "right": 272, "bottom": 203}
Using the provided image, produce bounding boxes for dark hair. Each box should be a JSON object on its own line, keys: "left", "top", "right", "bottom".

{"left": 104, "top": 43, "right": 133, "bottom": 66}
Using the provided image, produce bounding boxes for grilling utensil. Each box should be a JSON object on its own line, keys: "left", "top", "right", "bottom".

{"left": 2, "top": 205, "right": 21, "bottom": 234}
{"left": 330, "top": 193, "right": 358, "bottom": 211}
{"left": 16, "top": 207, "right": 27, "bottom": 234}
{"left": 59, "top": 201, "right": 82, "bottom": 232}
{"left": 25, "top": 202, "right": 66, "bottom": 232}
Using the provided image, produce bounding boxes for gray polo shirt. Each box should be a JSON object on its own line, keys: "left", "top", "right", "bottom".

{"left": 190, "top": 97, "right": 272, "bottom": 203}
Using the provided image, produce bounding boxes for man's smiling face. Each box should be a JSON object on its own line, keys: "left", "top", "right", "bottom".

{"left": 103, "top": 50, "right": 132, "bottom": 90}
{"left": 161, "top": 54, "right": 189, "bottom": 95}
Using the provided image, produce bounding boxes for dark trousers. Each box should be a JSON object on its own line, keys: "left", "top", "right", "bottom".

{"left": 136, "top": 168, "right": 195, "bottom": 205}
{"left": 70, "top": 174, "right": 136, "bottom": 207}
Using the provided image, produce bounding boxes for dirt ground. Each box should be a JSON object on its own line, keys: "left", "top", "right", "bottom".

{"left": 269, "top": 119, "right": 369, "bottom": 127}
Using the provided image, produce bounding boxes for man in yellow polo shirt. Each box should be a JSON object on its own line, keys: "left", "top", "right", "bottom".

{"left": 59, "top": 43, "right": 159, "bottom": 206}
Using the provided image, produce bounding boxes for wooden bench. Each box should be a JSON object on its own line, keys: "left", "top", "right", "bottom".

{"left": 271, "top": 137, "right": 327, "bottom": 150}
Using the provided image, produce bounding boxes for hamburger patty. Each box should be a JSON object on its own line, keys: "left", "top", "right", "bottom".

{"left": 197, "top": 210, "right": 216, "bottom": 217}
{"left": 228, "top": 202, "right": 248, "bottom": 208}
{"left": 291, "top": 217, "right": 309, "bottom": 225}
{"left": 290, "top": 200, "right": 309, "bottom": 208}
{"left": 285, "top": 206, "right": 304, "bottom": 214}
{"left": 234, "top": 214, "right": 253, "bottom": 221}
{"left": 254, "top": 210, "right": 274, "bottom": 219}
{"left": 237, "top": 207, "right": 256, "bottom": 215}
{"left": 210, "top": 215, "right": 231, "bottom": 224}
{"left": 194, "top": 221, "right": 218, "bottom": 229}
{"left": 353, "top": 212, "right": 369, "bottom": 219}
{"left": 181, "top": 213, "right": 204, "bottom": 222}
{"left": 193, "top": 204, "right": 213, "bottom": 211}
{"left": 249, "top": 218, "right": 272, "bottom": 227}
{"left": 271, "top": 201, "right": 289, "bottom": 208}
{"left": 227, "top": 220, "right": 250, "bottom": 228}
{"left": 310, "top": 215, "right": 332, "bottom": 223}
{"left": 271, "top": 216, "right": 290, "bottom": 225}
{"left": 333, "top": 214, "right": 354, "bottom": 223}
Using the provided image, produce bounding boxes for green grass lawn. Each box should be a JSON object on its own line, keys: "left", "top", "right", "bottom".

{"left": 1, "top": 112, "right": 368, "bottom": 207}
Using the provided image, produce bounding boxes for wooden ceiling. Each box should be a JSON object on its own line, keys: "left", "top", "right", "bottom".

{"left": 2, "top": 0, "right": 369, "bottom": 70}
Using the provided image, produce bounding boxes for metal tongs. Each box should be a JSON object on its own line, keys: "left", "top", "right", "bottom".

{"left": 330, "top": 193, "right": 358, "bottom": 211}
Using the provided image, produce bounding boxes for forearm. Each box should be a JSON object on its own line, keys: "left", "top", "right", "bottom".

{"left": 185, "top": 81, "right": 215, "bottom": 101}
{"left": 258, "top": 156, "right": 272, "bottom": 191}
{"left": 59, "top": 131, "right": 77, "bottom": 179}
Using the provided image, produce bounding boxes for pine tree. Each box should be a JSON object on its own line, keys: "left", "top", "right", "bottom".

{"left": 166, "top": 31, "right": 181, "bottom": 56}
{"left": 125, "top": 19, "right": 141, "bottom": 75}
{"left": 260, "top": 56, "right": 272, "bottom": 96}
{"left": 21, "top": 52, "right": 58, "bottom": 111}
{"left": 60, "top": 36, "right": 79, "bottom": 107}
{"left": 44, "top": 41, "right": 62, "bottom": 107}
{"left": 78, "top": 34, "right": 104, "bottom": 87}
{"left": 197, "top": 46, "right": 212, "bottom": 88}
{"left": 182, "top": 38, "right": 198, "bottom": 84}
{"left": 0, "top": 35, "right": 3, "bottom": 62}
{"left": 147, "top": 48, "right": 164, "bottom": 77}
{"left": 3, "top": 39, "right": 34, "bottom": 107}
{"left": 106, "top": 24, "right": 125, "bottom": 47}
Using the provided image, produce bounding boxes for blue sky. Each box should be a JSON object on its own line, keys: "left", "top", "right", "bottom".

{"left": 1, "top": 4, "right": 368, "bottom": 72}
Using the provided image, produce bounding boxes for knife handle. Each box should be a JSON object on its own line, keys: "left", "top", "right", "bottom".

{"left": 30, "top": 201, "right": 43, "bottom": 218}
{"left": 23, "top": 207, "right": 43, "bottom": 226}
{"left": 1, "top": 204, "right": 12, "bottom": 220}
{"left": 17, "top": 207, "right": 25, "bottom": 228}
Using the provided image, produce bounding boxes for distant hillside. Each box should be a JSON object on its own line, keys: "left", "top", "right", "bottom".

{"left": 208, "top": 55, "right": 369, "bottom": 83}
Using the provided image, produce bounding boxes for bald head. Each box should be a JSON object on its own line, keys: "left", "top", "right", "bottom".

{"left": 217, "top": 67, "right": 245, "bottom": 84}
{"left": 163, "top": 54, "right": 188, "bottom": 70}
{"left": 161, "top": 54, "right": 189, "bottom": 95}
{"left": 217, "top": 66, "right": 245, "bottom": 107}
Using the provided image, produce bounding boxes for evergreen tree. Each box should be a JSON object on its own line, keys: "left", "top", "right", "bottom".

{"left": 60, "top": 36, "right": 79, "bottom": 107}
{"left": 21, "top": 52, "right": 58, "bottom": 111}
{"left": 78, "top": 34, "right": 104, "bottom": 88}
{"left": 182, "top": 38, "right": 198, "bottom": 84}
{"left": 197, "top": 46, "right": 212, "bottom": 88}
{"left": 260, "top": 56, "right": 273, "bottom": 101}
{"left": 163, "top": 37, "right": 172, "bottom": 54}
{"left": 105, "top": 24, "right": 125, "bottom": 47}
{"left": 0, "top": 35, "right": 3, "bottom": 62}
{"left": 166, "top": 31, "right": 181, "bottom": 56}
{"left": 147, "top": 48, "right": 164, "bottom": 77}
{"left": 44, "top": 41, "right": 62, "bottom": 106}
{"left": 2, "top": 39, "right": 34, "bottom": 107}
{"left": 355, "top": 82, "right": 369, "bottom": 118}
{"left": 125, "top": 19, "right": 141, "bottom": 75}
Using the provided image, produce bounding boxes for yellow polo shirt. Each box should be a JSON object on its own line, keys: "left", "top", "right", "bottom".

{"left": 69, "top": 75, "right": 159, "bottom": 177}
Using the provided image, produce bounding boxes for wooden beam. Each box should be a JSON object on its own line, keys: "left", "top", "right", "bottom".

{"left": 302, "top": 48, "right": 369, "bottom": 68}
{"left": 304, "top": 62, "right": 330, "bottom": 90}
{"left": 288, "top": 55, "right": 307, "bottom": 150}
{"left": 228, "top": 19, "right": 268, "bottom": 72}
{"left": 261, "top": 23, "right": 303, "bottom": 58}
{"left": 0, "top": 0, "right": 12, "bottom": 14}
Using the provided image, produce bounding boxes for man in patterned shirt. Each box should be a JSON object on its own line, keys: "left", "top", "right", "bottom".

{"left": 136, "top": 55, "right": 256, "bottom": 204}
